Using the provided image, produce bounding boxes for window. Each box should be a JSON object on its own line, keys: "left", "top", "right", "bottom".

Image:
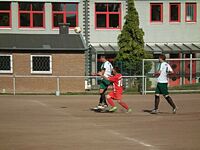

{"left": 150, "top": 3, "right": 163, "bottom": 22}
{"left": 170, "top": 3, "right": 181, "bottom": 22}
{"left": 0, "top": 2, "right": 11, "bottom": 28}
{"left": 52, "top": 3, "right": 78, "bottom": 28}
{"left": 95, "top": 3, "right": 121, "bottom": 29}
{"left": 31, "top": 55, "right": 52, "bottom": 74}
{"left": 0, "top": 54, "right": 13, "bottom": 73}
{"left": 185, "top": 3, "right": 197, "bottom": 22}
{"left": 19, "top": 2, "right": 45, "bottom": 28}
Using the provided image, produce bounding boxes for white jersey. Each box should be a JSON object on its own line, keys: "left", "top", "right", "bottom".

{"left": 101, "top": 61, "right": 113, "bottom": 77}
{"left": 157, "top": 62, "right": 173, "bottom": 83}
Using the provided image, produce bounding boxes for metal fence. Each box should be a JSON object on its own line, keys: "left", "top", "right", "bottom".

{"left": 0, "top": 75, "right": 147, "bottom": 95}
{"left": 142, "top": 58, "right": 200, "bottom": 94}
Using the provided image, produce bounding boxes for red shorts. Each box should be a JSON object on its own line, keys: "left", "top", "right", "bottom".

{"left": 108, "top": 91, "right": 122, "bottom": 100}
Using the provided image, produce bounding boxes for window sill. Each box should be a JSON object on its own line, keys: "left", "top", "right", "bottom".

{"left": 31, "top": 72, "right": 52, "bottom": 75}
{"left": 185, "top": 21, "right": 197, "bottom": 24}
{"left": 0, "top": 27, "right": 12, "bottom": 29}
{"left": 95, "top": 28, "right": 121, "bottom": 30}
{"left": 169, "top": 21, "right": 181, "bottom": 24}
{"left": 0, "top": 72, "right": 13, "bottom": 74}
{"left": 18, "top": 28, "right": 46, "bottom": 31}
{"left": 150, "top": 22, "right": 164, "bottom": 25}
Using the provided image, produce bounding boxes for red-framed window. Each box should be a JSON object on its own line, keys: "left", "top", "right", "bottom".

{"left": 185, "top": 3, "right": 197, "bottom": 22}
{"left": 0, "top": 2, "right": 11, "bottom": 28}
{"left": 18, "top": 2, "right": 45, "bottom": 28}
{"left": 169, "top": 3, "right": 181, "bottom": 22}
{"left": 95, "top": 3, "right": 121, "bottom": 29}
{"left": 52, "top": 3, "right": 78, "bottom": 28}
{"left": 150, "top": 3, "right": 163, "bottom": 22}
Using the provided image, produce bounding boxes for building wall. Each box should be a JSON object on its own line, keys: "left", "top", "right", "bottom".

{"left": 135, "top": 0, "right": 200, "bottom": 43}
{"left": 0, "top": 52, "right": 85, "bottom": 93}
{"left": 88, "top": 0, "right": 127, "bottom": 44}
{"left": 1, "top": 0, "right": 199, "bottom": 44}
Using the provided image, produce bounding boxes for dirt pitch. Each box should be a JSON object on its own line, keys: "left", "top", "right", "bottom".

{"left": 0, "top": 94, "right": 200, "bottom": 150}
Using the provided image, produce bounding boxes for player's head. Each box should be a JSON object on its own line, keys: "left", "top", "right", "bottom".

{"left": 159, "top": 54, "right": 166, "bottom": 62}
{"left": 112, "top": 67, "right": 120, "bottom": 75}
{"left": 100, "top": 55, "right": 107, "bottom": 62}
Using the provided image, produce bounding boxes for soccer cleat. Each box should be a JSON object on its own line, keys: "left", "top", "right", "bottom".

{"left": 126, "top": 108, "right": 132, "bottom": 113}
{"left": 150, "top": 109, "right": 158, "bottom": 114}
{"left": 109, "top": 106, "right": 118, "bottom": 112}
{"left": 172, "top": 108, "right": 177, "bottom": 114}
{"left": 97, "top": 104, "right": 108, "bottom": 109}
{"left": 92, "top": 104, "right": 102, "bottom": 110}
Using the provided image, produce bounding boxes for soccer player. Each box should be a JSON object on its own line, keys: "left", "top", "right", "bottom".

{"left": 92, "top": 55, "right": 113, "bottom": 110}
{"left": 151, "top": 54, "right": 177, "bottom": 114}
{"left": 98, "top": 67, "right": 131, "bottom": 113}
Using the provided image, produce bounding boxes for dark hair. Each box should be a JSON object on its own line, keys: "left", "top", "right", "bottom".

{"left": 100, "top": 54, "right": 107, "bottom": 59}
{"left": 159, "top": 54, "right": 166, "bottom": 60}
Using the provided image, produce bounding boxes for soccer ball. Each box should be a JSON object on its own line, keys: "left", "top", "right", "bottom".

{"left": 74, "top": 27, "right": 81, "bottom": 33}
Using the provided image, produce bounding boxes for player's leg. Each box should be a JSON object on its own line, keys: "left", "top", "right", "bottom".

{"left": 101, "top": 79, "right": 111, "bottom": 106}
{"left": 95, "top": 80, "right": 108, "bottom": 109}
{"left": 99, "top": 88, "right": 107, "bottom": 106}
{"left": 151, "top": 83, "right": 161, "bottom": 114}
{"left": 164, "top": 95, "right": 176, "bottom": 114}
{"left": 117, "top": 100, "right": 132, "bottom": 113}
{"left": 162, "top": 83, "right": 177, "bottom": 113}
{"left": 107, "top": 94, "right": 115, "bottom": 107}
{"left": 107, "top": 92, "right": 118, "bottom": 112}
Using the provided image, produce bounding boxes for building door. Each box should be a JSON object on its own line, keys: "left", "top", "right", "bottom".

{"left": 169, "top": 54, "right": 180, "bottom": 86}
{"left": 184, "top": 54, "right": 196, "bottom": 84}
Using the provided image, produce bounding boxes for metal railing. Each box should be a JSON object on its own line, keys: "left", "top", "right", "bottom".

{"left": 0, "top": 75, "right": 147, "bottom": 95}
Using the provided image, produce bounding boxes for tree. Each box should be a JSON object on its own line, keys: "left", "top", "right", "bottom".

{"left": 116, "top": 0, "right": 152, "bottom": 76}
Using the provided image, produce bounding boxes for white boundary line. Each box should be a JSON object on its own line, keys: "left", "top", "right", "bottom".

{"left": 31, "top": 100, "right": 48, "bottom": 107}
{"left": 108, "top": 129, "right": 155, "bottom": 149}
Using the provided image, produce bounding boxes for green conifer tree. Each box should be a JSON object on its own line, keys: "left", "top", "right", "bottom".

{"left": 116, "top": 0, "right": 152, "bottom": 75}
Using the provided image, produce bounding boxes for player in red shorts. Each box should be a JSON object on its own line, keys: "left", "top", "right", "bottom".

{"left": 98, "top": 67, "right": 132, "bottom": 113}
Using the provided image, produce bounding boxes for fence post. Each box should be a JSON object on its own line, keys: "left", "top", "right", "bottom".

{"left": 144, "top": 76, "right": 147, "bottom": 95}
{"left": 142, "top": 59, "right": 145, "bottom": 95}
{"left": 56, "top": 77, "right": 60, "bottom": 96}
{"left": 13, "top": 75, "right": 16, "bottom": 95}
{"left": 190, "top": 54, "right": 193, "bottom": 84}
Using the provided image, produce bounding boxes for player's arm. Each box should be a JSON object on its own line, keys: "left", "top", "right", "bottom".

{"left": 167, "top": 64, "right": 174, "bottom": 77}
{"left": 97, "top": 72, "right": 108, "bottom": 80}
{"left": 91, "top": 68, "right": 105, "bottom": 76}
{"left": 154, "top": 63, "right": 162, "bottom": 77}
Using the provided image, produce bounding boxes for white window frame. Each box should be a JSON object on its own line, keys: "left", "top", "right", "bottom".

{"left": 30, "top": 55, "right": 52, "bottom": 74}
{"left": 0, "top": 54, "right": 13, "bottom": 74}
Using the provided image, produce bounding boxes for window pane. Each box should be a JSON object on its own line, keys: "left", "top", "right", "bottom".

{"left": 0, "top": 13, "right": 10, "bottom": 26}
{"left": 19, "top": 3, "right": 31, "bottom": 11}
{"left": 109, "top": 14, "right": 119, "bottom": 28}
{"left": 0, "top": 2, "right": 10, "bottom": 10}
{"left": 66, "top": 14, "right": 76, "bottom": 27}
{"left": 151, "top": 4, "right": 162, "bottom": 21}
{"left": 66, "top": 4, "right": 77, "bottom": 12}
{"left": 0, "top": 56, "right": 11, "bottom": 71}
{"left": 20, "top": 13, "right": 30, "bottom": 26}
{"left": 33, "top": 14, "right": 43, "bottom": 27}
{"left": 108, "top": 4, "right": 120, "bottom": 12}
{"left": 53, "top": 14, "right": 64, "bottom": 27}
{"left": 96, "top": 3, "right": 107, "bottom": 12}
{"left": 186, "top": 4, "right": 195, "bottom": 21}
{"left": 53, "top": 3, "right": 65, "bottom": 11}
{"left": 32, "top": 56, "right": 50, "bottom": 71}
{"left": 97, "top": 14, "right": 106, "bottom": 27}
{"left": 32, "top": 3, "right": 44, "bottom": 11}
{"left": 170, "top": 4, "right": 179, "bottom": 21}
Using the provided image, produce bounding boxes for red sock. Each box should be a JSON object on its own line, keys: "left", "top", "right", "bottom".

{"left": 118, "top": 101, "right": 129, "bottom": 110}
{"left": 107, "top": 98, "right": 115, "bottom": 107}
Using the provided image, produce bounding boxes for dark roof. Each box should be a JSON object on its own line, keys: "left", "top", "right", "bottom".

{"left": 0, "top": 33, "right": 87, "bottom": 51}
